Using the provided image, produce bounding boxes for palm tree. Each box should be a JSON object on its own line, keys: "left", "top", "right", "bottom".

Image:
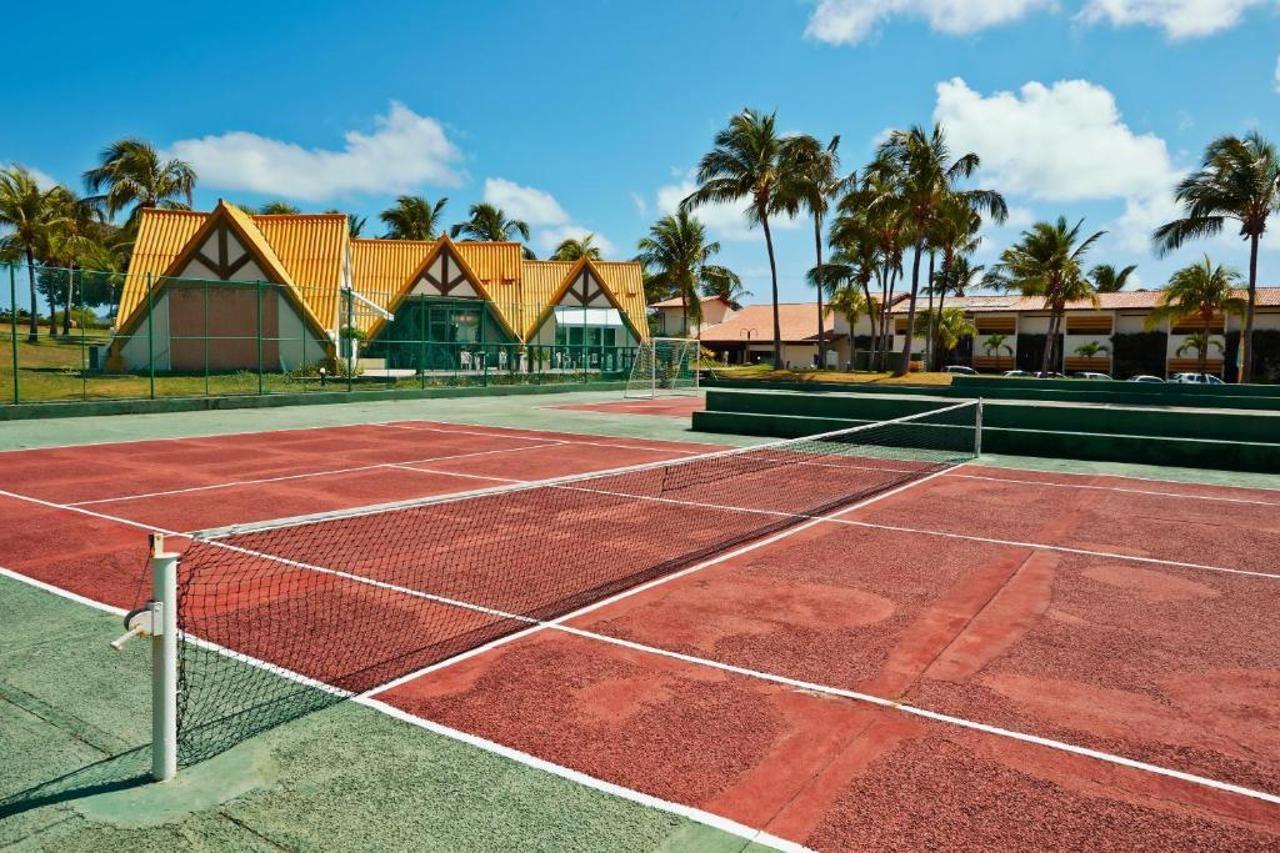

{"left": 257, "top": 201, "right": 300, "bottom": 215}
{"left": 450, "top": 202, "right": 534, "bottom": 257}
{"left": 82, "top": 138, "right": 195, "bottom": 225}
{"left": 982, "top": 333, "right": 1013, "bottom": 361}
{"left": 635, "top": 210, "right": 736, "bottom": 338}
{"left": 828, "top": 283, "right": 866, "bottom": 368}
{"left": 987, "top": 217, "right": 1105, "bottom": 375}
{"left": 780, "top": 134, "right": 848, "bottom": 369}
{"left": 380, "top": 195, "right": 448, "bottom": 241}
{"left": 1145, "top": 255, "right": 1247, "bottom": 378}
{"left": 1089, "top": 263, "right": 1137, "bottom": 293}
{"left": 551, "top": 234, "right": 602, "bottom": 261}
{"left": 1153, "top": 132, "right": 1280, "bottom": 383}
{"left": 1175, "top": 333, "right": 1224, "bottom": 372}
{"left": 912, "top": 306, "right": 975, "bottom": 366}
{"left": 869, "top": 124, "right": 1006, "bottom": 375}
{"left": 42, "top": 188, "right": 102, "bottom": 335}
{"left": 926, "top": 195, "right": 984, "bottom": 369}
{"left": 682, "top": 109, "right": 795, "bottom": 367}
{"left": 700, "top": 266, "right": 748, "bottom": 309}
{"left": 1073, "top": 340, "right": 1111, "bottom": 359}
{"left": 0, "top": 167, "right": 67, "bottom": 341}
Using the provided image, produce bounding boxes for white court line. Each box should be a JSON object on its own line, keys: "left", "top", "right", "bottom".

{"left": 184, "top": 475, "right": 1280, "bottom": 809}
{"left": 0, "top": 487, "right": 188, "bottom": 538}
{"left": 0, "top": 564, "right": 806, "bottom": 853}
{"left": 375, "top": 421, "right": 709, "bottom": 455}
{"left": 971, "top": 460, "right": 1280, "bottom": 495}
{"left": 948, "top": 472, "right": 1280, "bottom": 508}
{"left": 0, "top": 565, "right": 127, "bottom": 616}
{"left": 68, "top": 442, "right": 567, "bottom": 507}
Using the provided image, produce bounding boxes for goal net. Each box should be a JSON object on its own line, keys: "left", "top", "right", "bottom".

{"left": 624, "top": 337, "right": 700, "bottom": 398}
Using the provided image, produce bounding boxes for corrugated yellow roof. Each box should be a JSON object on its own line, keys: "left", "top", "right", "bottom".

{"left": 592, "top": 261, "right": 650, "bottom": 343}
{"left": 518, "top": 261, "right": 576, "bottom": 339}
{"left": 115, "top": 210, "right": 208, "bottom": 329}
{"left": 253, "top": 214, "right": 348, "bottom": 330}
{"left": 350, "top": 239, "right": 434, "bottom": 321}
{"left": 115, "top": 202, "right": 337, "bottom": 341}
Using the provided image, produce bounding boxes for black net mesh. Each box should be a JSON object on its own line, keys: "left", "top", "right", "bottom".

{"left": 173, "top": 402, "right": 979, "bottom": 765}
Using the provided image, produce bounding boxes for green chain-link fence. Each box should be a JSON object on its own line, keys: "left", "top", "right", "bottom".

{"left": 1, "top": 263, "right": 643, "bottom": 405}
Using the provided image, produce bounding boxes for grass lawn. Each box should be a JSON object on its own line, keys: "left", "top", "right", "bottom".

{"left": 707, "top": 363, "right": 955, "bottom": 387}
{"left": 0, "top": 324, "right": 614, "bottom": 405}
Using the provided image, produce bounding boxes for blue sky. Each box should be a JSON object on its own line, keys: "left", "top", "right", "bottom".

{"left": 4, "top": 0, "right": 1278, "bottom": 303}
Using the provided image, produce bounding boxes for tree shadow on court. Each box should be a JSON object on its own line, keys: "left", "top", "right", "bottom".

{"left": 0, "top": 745, "right": 151, "bottom": 819}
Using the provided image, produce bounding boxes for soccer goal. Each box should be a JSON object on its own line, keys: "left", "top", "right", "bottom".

{"left": 624, "top": 337, "right": 700, "bottom": 398}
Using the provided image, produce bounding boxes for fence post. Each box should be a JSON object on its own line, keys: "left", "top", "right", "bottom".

{"left": 203, "top": 280, "right": 210, "bottom": 397}
{"left": 76, "top": 269, "right": 87, "bottom": 401}
{"left": 146, "top": 273, "right": 156, "bottom": 400}
{"left": 345, "top": 288, "right": 354, "bottom": 393}
{"left": 256, "top": 281, "right": 264, "bottom": 396}
{"left": 9, "top": 264, "right": 19, "bottom": 404}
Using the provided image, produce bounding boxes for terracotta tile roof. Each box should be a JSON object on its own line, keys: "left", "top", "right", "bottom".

{"left": 699, "top": 303, "right": 841, "bottom": 343}
{"left": 650, "top": 294, "right": 731, "bottom": 309}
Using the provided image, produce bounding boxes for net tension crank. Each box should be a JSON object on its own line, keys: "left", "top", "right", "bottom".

{"left": 109, "top": 531, "right": 179, "bottom": 782}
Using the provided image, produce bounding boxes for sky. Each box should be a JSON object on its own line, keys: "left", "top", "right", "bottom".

{"left": 3, "top": 0, "right": 1279, "bottom": 305}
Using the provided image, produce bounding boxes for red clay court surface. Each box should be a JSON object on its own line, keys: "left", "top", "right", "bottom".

{"left": 551, "top": 396, "right": 705, "bottom": 418}
{"left": 1, "top": 420, "right": 1278, "bottom": 849}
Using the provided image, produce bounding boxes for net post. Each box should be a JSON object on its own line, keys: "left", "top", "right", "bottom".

{"left": 149, "top": 532, "right": 179, "bottom": 782}
{"left": 974, "top": 398, "right": 983, "bottom": 457}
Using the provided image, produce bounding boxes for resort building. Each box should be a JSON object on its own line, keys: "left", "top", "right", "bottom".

{"left": 650, "top": 294, "right": 737, "bottom": 338}
{"left": 109, "top": 202, "right": 649, "bottom": 375}
{"left": 681, "top": 289, "right": 1280, "bottom": 379}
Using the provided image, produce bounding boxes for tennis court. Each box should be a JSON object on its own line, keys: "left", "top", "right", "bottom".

{"left": 1, "top": 407, "right": 1277, "bottom": 849}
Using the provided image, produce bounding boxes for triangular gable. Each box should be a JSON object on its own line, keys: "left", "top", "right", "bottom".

{"left": 525, "top": 256, "right": 646, "bottom": 343}
{"left": 363, "top": 236, "right": 520, "bottom": 342}
{"left": 113, "top": 201, "right": 332, "bottom": 345}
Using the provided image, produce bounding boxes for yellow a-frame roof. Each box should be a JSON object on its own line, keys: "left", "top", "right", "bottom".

{"left": 115, "top": 202, "right": 345, "bottom": 342}
{"left": 521, "top": 256, "right": 649, "bottom": 343}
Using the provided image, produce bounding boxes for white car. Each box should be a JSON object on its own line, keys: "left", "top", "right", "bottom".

{"left": 1170, "top": 372, "right": 1225, "bottom": 385}
{"left": 1127, "top": 375, "right": 1164, "bottom": 383}
{"left": 944, "top": 365, "right": 977, "bottom": 375}
{"left": 1075, "top": 371, "right": 1112, "bottom": 381}
{"left": 1002, "top": 369, "right": 1031, "bottom": 377}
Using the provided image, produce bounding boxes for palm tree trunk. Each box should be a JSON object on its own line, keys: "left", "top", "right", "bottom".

{"left": 813, "top": 215, "right": 825, "bottom": 370}
{"left": 862, "top": 277, "right": 877, "bottom": 371}
{"left": 896, "top": 244, "right": 923, "bottom": 377}
{"left": 1039, "top": 303, "right": 1056, "bottom": 377}
{"left": 62, "top": 267, "right": 74, "bottom": 337}
{"left": 760, "top": 209, "right": 782, "bottom": 369}
{"left": 1200, "top": 317, "right": 1210, "bottom": 379}
{"left": 925, "top": 252, "right": 936, "bottom": 371}
{"left": 1241, "top": 234, "right": 1258, "bottom": 383}
{"left": 936, "top": 279, "right": 949, "bottom": 369}
{"left": 24, "top": 247, "right": 38, "bottom": 343}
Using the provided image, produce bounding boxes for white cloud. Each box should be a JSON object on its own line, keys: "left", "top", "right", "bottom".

{"left": 1275, "top": 54, "right": 1280, "bottom": 92}
{"left": 167, "top": 102, "right": 463, "bottom": 201}
{"left": 482, "top": 178, "right": 569, "bottom": 226}
{"left": 935, "top": 77, "right": 1177, "bottom": 202}
{"left": 805, "top": 0, "right": 1054, "bottom": 45}
{"left": 656, "top": 173, "right": 800, "bottom": 242}
{"left": 482, "top": 178, "right": 613, "bottom": 255}
{"left": 630, "top": 192, "right": 647, "bottom": 216}
{"left": 7, "top": 163, "right": 58, "bottom": 190}
{"left": 536, "top": 225, "right": 616, "bottom": 256}
{"left": 1076, "top": 0, "right": 1271, "bottom": 39}
{"left": 1003, "top": 205, "right": 1036, "bottom": 230}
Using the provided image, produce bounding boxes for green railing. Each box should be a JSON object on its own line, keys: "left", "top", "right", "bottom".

{"left": 1, "top": 264, "right": 641, "bottom": 405}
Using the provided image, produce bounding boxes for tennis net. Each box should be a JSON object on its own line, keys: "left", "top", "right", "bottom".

{"left": 171, "top": 400, "right": 980, "bottom": 765}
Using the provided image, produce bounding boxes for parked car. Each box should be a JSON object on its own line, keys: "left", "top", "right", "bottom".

{"left": 1074, "top": 371, "right": 1112, "bottom": 381}
{"left": 944, "top": 365, "right": 978, "bottom": 375}
{"left": 1002, "top": 369, "right": 1031, "bottom": 377}
{"left": 1170, "top": 372, "right": 1225, "bottom": 385}
{"left": 1127, "top": 375, "right": 1164, "bottom": 383}
{"left": 1033, "top": 371, "right": 1066, "bottom": 379}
